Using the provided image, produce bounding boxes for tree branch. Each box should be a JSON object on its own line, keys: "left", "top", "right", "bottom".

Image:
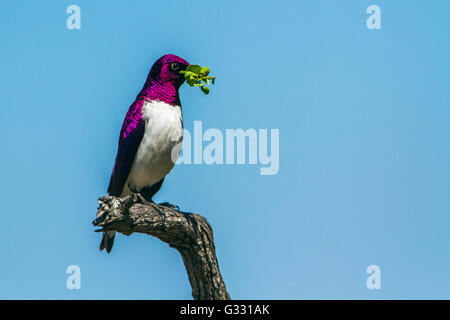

{"left": 92, "top": 193, "right": 230, "bottom": 300}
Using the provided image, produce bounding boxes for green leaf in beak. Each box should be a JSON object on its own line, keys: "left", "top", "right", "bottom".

{"left": 201, "top": 86, "right": 210, "bottom": 94}
{"left": 181, "top": 64, "right": 215, "bottom": 95}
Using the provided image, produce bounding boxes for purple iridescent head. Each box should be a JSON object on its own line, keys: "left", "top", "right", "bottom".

{"left": 147, "top": 54, "right": 190, "bottom": 89}
{"left": 138, "top": 54, "right": 190, "bottom": 104}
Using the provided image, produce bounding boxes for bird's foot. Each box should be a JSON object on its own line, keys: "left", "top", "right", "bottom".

{"left": 159, "top": 202, "right": 180, "bottom": 211}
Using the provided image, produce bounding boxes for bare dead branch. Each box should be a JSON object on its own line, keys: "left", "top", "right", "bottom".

{"left": 93, "top": 193, "right": 230, "bottom": 300}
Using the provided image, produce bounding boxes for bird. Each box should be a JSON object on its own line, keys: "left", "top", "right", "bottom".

{"left": 100, "top": 54, "right": 190, "bottom": 253}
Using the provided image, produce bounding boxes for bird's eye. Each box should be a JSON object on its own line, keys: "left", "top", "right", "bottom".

{"left": 171, "top": 63, "right": 180, "bottom": 71}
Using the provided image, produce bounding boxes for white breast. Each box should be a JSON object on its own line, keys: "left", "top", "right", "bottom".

{"left": 122, "top": 100, "right": 183, "bottom": 196}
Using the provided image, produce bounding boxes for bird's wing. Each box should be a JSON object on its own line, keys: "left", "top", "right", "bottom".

{"left": 107, "top": 99, "right": 146, "bottom": 196}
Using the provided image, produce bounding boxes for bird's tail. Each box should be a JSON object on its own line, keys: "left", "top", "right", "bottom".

{"left": 100, "top": 231, "right": 116, "bottom": 253}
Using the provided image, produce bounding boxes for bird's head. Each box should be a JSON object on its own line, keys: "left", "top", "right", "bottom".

{"left": 148, "top": 54, "right": 190, "bottom": 89}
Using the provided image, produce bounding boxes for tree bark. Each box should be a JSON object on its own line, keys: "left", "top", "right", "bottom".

{"left": 92, "top": 193, "right": 230, "bottom": 300}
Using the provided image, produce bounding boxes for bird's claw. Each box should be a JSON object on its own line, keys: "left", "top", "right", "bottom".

{"left": 159, "top": 202, "right": 180, "bottom": 211}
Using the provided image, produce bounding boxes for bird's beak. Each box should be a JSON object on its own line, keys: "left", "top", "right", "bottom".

{"left": 179, "top": 64, "right": 190, "bottom": 74}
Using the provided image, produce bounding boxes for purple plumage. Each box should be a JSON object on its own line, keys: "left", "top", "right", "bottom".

{"left": 101, "top": 54, "right": 190, "bottom": 253}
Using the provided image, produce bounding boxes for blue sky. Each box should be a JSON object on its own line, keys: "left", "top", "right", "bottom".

{"left": 0, "top": 0, "right": 449, "bottom": 299}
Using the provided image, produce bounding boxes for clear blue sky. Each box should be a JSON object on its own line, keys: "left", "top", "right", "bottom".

{"left": 1, "top": 0, "right": 449, "bottom": 299}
